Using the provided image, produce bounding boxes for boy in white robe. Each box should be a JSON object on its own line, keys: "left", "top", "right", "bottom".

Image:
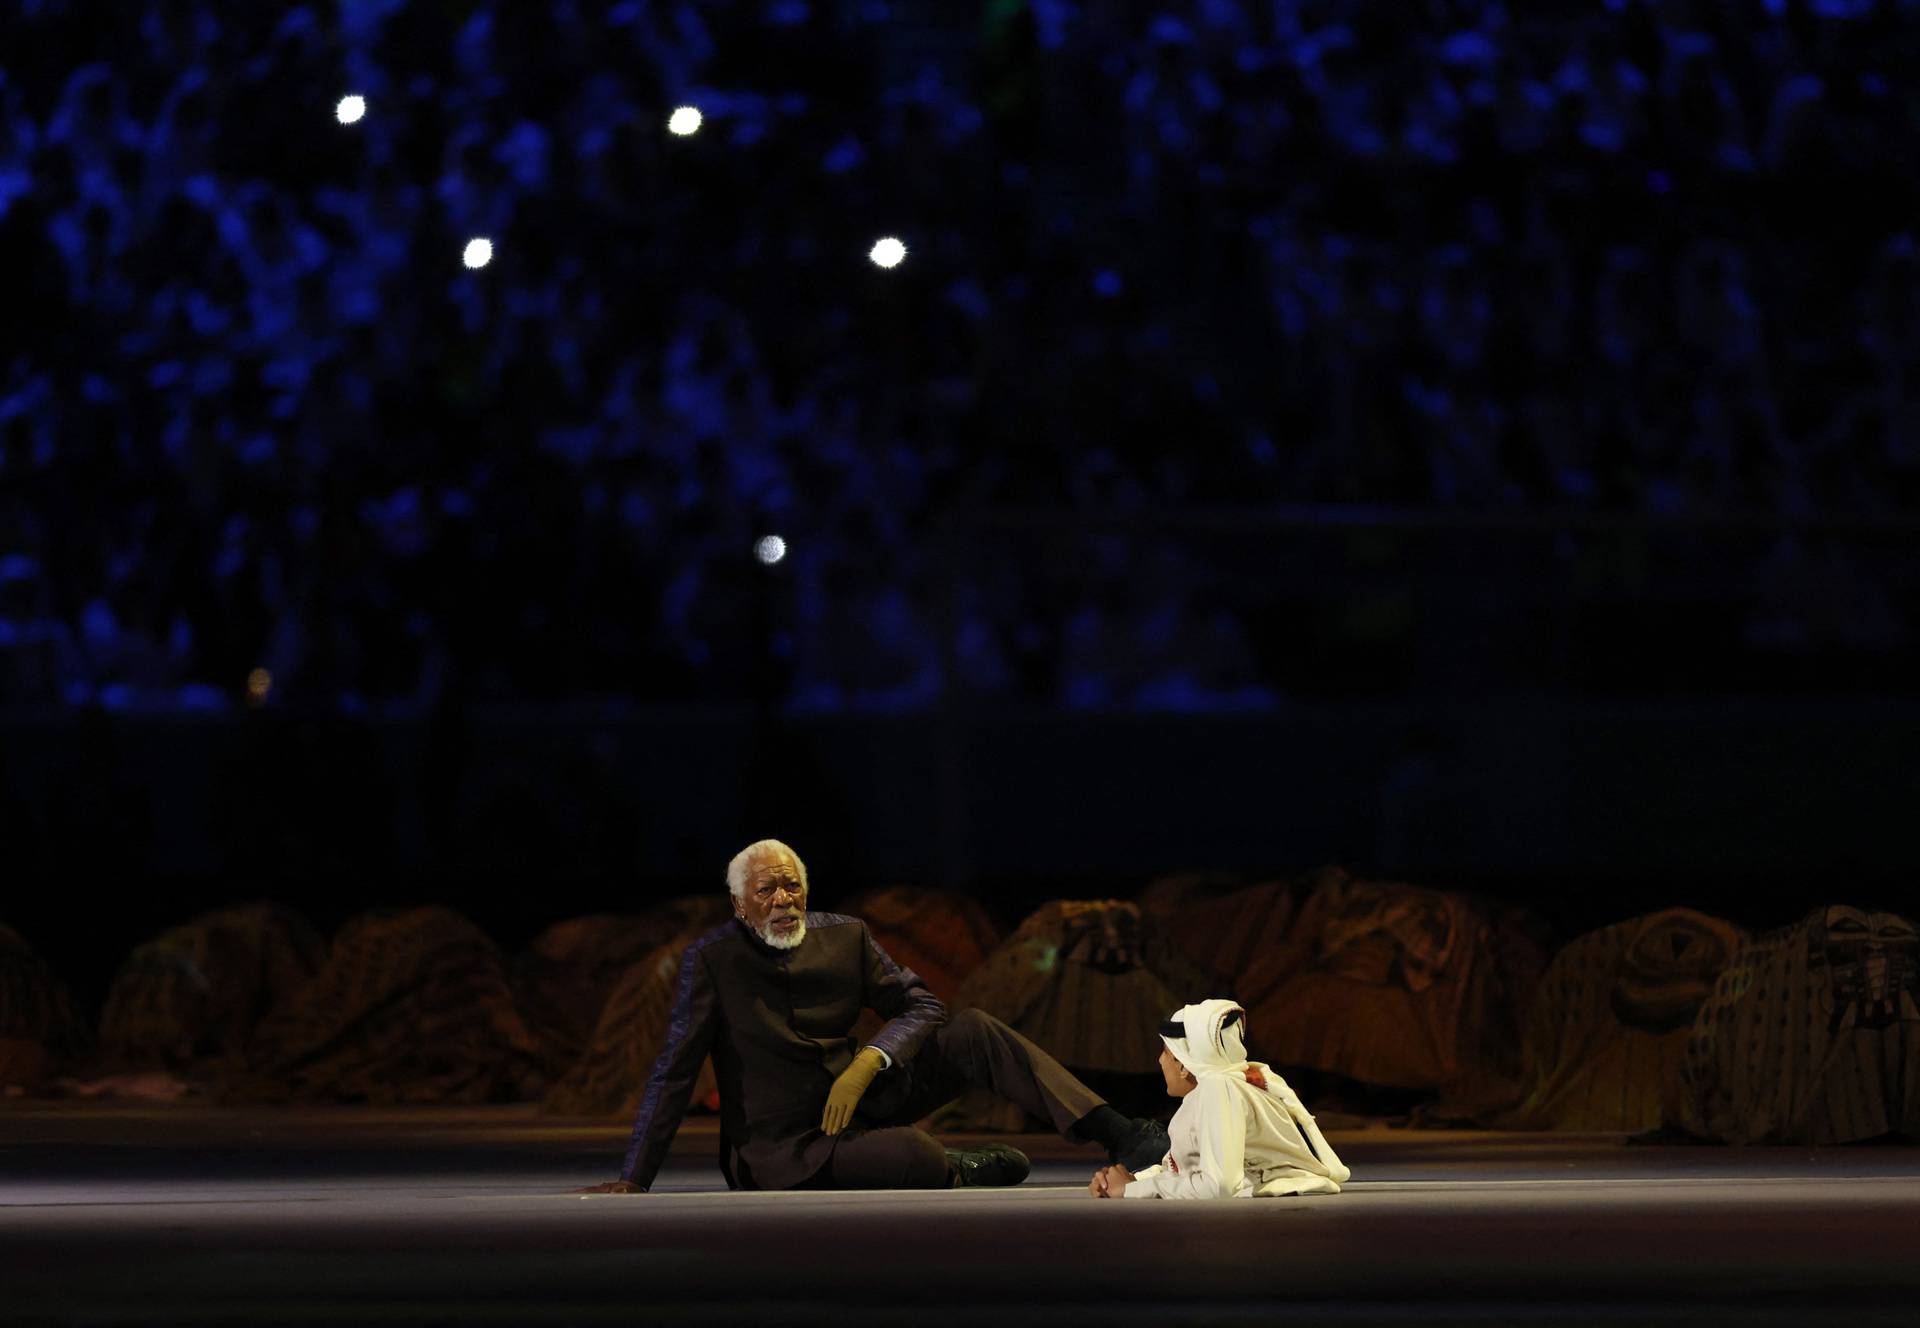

{"left": 1088, "top": 998, "right": 1351, "bottom": 1200}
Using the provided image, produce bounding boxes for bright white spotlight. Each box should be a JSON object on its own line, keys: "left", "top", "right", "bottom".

{"left": 335, "top": 94, "right": 366, "bottom": 125}
{"left": 868, "top": 236, "right": 907, "bottom": 269}
{"left": 754, "top": 534, "right": 788, "bottom": 566}
{"left": 462, "top": 237, "right": 493, "bottom": 269}
{"left": 668, "top": 105, "right": 703, "bottom": 136}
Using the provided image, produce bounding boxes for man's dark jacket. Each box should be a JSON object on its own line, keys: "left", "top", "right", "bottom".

{"left": 620, "top": 911, "right": 945, "bottom": 1190}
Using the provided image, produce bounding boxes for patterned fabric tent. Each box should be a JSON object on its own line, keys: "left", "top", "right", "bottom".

{"left": 0, "top": 924, "right": 88, "bottom": 1091}
{"left": 227, "top": 907, "right": 560, "bottom": 1103}
{"left": 1496, "top": 908, "right": 1748, "bottom": 1130}
{"left": 99, "top": 904, "right": 326, "bottom": 1070}
{"left": 1680, "top": 905, "right": 1920, "bottom": 1144}
{"left": 544, "top": 940, "right": 719, "bottom": 1116}
{"left": 1236, "top": 869, "right": 1549, "bottom": 1097}
{"left": 953, "top": 899, "right": 1215, "bottom": 1075}
{"left": 1155, "top": 874, "right": 1306, "bottom": 993}
{"left": 840, "top": 887, "right": 999, "bottom": 1004}
{"left": 1136, "top": 871, "right": 1248, "bottom": 927}
{"left": 513, "top": 897, "right": 730, "bottom": 1066}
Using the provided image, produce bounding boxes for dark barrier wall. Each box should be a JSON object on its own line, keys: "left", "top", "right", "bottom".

{"left": 7, "top": 700, "right": 1916, "bottom": 1004}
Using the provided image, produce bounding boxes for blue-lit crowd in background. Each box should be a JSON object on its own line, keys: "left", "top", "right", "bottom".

{"left": 2, "top": 0, "right": 1916, "bottom": 714}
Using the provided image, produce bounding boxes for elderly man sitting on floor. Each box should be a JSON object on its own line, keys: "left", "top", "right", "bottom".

{"left": 581, "top": 839, "right": 1167, "bottom": 1192}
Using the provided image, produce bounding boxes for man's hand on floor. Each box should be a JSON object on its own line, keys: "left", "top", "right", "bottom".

{"left": 1087, "top": 1164, "right": 1133, "bottom": 1199}
{"left": 575, "top": 1180, "right": 643, "bottom": 1195}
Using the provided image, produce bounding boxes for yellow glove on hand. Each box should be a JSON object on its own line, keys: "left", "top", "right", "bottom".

{"left": 822, "top": 1047, "right": 887, "bottom": 1135}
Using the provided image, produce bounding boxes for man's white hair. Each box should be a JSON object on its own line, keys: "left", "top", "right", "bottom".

{"left": 726, "top": 839, "right": 808, "bottom": 901}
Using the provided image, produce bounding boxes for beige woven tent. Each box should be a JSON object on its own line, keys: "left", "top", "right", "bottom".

{"left": 0, "top": 924, "right": 88, "bottom": 1091}
{"left": 1680, "top": 905, "right": 1920, "bottom": 1144}
{"left": 952, "top": 899, "right": 1215, "bottom": 1076}
{"left": 1236, "top": 869, "right": 1548, "bottom": 1097}
{"left": 840, "top": 886, "right": 999, "bottom": 1004}
{"left": 1496, "top": 907, "right": 1748, "bottom": 1131}
{"left": 227, "top": 907, "right": 559, "bottom": 1103}
{"left": 513, "top": 897, "right": 730, "bottom": 1066}
{"left": 544, "top": 940, "right": 719, "bottom": 1116}
{"left": 99, "top": 904, "right": 326, "bottom": 1070}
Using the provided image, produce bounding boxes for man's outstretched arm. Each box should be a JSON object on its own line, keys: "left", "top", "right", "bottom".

{"left": 583, "top": 943, "right": 719, "bottom": 1193}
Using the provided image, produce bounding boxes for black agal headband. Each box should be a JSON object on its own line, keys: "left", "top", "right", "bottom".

{"left": 1160, "top": 1007, "right": 1245, "bottom": 1051}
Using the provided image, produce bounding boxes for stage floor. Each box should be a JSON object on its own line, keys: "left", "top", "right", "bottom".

{"left": 5, "top": 1103, "right": 1920, "bottom": 1325}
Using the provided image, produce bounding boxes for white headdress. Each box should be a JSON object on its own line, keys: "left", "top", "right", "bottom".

{"left": 1159, "top": 998, "right": 1254, "bottom": 1079}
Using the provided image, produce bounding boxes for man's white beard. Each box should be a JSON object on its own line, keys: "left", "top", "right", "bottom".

{"left": 760, "top": 916, "right": 807, "bottom": 950}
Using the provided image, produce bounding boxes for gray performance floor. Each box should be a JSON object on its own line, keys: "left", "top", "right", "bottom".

{"left": 5, "top": 1104, "right": 1920, "bottom": 1325}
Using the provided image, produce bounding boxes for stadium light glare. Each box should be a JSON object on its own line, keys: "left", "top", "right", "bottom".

{"left": 463, "top": 237, "right": 494, "bottom": 269}
{"left": 754, "top": 534, "right": 788, "bottom": 566}
{"left": 668, "top": 106, "right": 703, "bottom": 136}
{"left": 335, "top": 95, "right": 367, "bottom": 125}
{"left": 868, "top": 236, "right": 907, "bottom": 269}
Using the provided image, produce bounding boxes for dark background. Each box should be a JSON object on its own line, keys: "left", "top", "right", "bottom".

{"left": 3, "top": 0, "right": 1917, "bottom": 1014}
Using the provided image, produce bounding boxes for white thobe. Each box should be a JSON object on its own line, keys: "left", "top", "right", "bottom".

{"left": 1123, "top": 1069, "right": 1350, "bottom": 1199}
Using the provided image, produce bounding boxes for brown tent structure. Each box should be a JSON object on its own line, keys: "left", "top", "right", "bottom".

{"left": 1235, "top": 869, "right": 1549, "bottom": 1098}
{"left": 1136, "top": 871, "right": 1248, "bottom": 927}
{"left": 1679, "top": 905, "right": 1920, "bottom": 1145}
{"left": 544, "top": 940, "right": 719, "bottom": 1116}
{"left": 0, "top": 924, "right": 88, "bottom": 1091}
{"left": 1155, "top": 874, "right": 1306, "bottom": 994}
{"left": 228, "top": 907, "right": 560, "bottom": 1104}
{"left": 1495, "top": 907, "right": 1748, "bottom": 1131}
{"left": 99, "top": 904, "right": 327, "bottom": 1070}
{"left": 840, "top": 887, "right": 999, "bottom": 1004}
{"left": 953, "top": 899, "right": 1214, "bottom": 1076}
{"left": 513, "top": 897, "right": 730, "bottom": 1066}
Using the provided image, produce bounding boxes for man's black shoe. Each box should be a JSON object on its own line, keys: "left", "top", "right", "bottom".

{"left": 1111, "top": 1117, "right": 1170, "bottom": 1172}
{"left": 945, "top": 1144, "right": 1030, "bottom": 1188}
